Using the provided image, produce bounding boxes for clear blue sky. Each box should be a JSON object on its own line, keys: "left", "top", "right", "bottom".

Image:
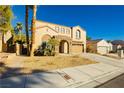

{"left": 12, "top": 5, "right": 124, "bottom": 40}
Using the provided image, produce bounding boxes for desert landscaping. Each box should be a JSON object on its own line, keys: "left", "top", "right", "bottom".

{"left": 0, "top": 54, "right": 98, "bottom": 78}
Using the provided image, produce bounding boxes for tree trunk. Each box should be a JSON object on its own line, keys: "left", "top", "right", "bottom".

{"left": 30, "top": 5, "right": 37, "bottom": 57}
{"left": 25, "top": 6, "right": 30, "bottom": 56}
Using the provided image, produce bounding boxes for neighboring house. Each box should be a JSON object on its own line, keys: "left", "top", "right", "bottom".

{"left": 87, "top": 39, "right": 111, "bottom": 54}
{"left": 107, "top": 41, "right": 113, "bottom": 52}
{"left": 0, "top": 30, "right": 12, "bottom": 52}
{"left": 34, "top": 20, "right": 86, "bottom": 54}
{"left": 111, "top": 40, "right": 124, "bottom": 52}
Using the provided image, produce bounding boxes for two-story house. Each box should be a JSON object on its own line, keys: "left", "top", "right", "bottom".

{"left": 34, "top": 20, "right": 86, "bottom": 54}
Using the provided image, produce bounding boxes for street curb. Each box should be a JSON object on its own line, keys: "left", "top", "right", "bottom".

{"left": 64, "top": 69, "right": 124, "bottom": 88}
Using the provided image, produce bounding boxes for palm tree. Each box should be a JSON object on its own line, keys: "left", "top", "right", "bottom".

{"left": 30, "top": 5, "right": 37, "bottom": 56}
{"left": 25, "top": 5, "right": 30, "bottom": 56}
{"left": 14, "top": 22, "right": 23, "bottom": 41}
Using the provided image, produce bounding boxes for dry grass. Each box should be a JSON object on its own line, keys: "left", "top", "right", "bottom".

{"left": 21, "top": 55, "right": 98, "bottom": 73}
{"left": 1, "top": 55, "right": 98, "bottom": 78}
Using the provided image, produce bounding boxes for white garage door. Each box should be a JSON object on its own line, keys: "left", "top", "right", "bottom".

{"left": 97, "top": 46, "right": 108, "bottom": 54}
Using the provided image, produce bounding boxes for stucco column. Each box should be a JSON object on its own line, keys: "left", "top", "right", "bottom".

{"left": 69, "top": 41, "right": 72, "bottom": 54}
{"left": 83, "top": 43, "right": 86, "bottom": 53}
{"left": 55, "top": 45, "right": 59, "bottom": 55}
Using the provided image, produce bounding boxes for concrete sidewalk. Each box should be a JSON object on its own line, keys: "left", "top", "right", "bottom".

{"left": 1, "top": 62, "right": 124, "bottom": 88}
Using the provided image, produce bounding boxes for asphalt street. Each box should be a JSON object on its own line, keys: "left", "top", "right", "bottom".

{"left": 96, "top": 74, "right": 124, "bottom": 88}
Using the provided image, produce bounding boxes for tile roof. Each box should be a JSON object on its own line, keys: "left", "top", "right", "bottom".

{"left": 111, "top": 40, "right": 124, "bottom": 45}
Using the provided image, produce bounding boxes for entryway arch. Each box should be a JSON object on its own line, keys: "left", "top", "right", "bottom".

{"left": 59, "top": 40, "right": 69, "bottom": 54}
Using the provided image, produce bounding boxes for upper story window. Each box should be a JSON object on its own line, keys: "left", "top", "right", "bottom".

{"left": 55, "top": 26, "right": 59, "bottom": 32}
{"left": 61, "top": 27, "right": 65, "bottom": 33}
{"left": 76, "top": 30, "right": 81, "bottom": 39}
{"left": 66, "top": 29, "right": 70, "bottom": 34}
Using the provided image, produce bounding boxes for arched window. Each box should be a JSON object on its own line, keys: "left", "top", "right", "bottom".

{"left": 76, "top": 30, "right": 81, "bottom": 39}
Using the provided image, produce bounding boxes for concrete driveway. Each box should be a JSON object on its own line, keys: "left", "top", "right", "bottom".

{"left": 81, "top": 53, "right": 124, "bottom": 67}
{"left": 1, "top": 53, "right": 124, "bottom": 88}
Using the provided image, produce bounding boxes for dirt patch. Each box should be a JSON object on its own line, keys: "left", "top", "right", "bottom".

{"left": 0, "top": 55, "right": 98, "bottom": 78}
{"left": 19, "top": 55, "right": 98, "bottom": 73}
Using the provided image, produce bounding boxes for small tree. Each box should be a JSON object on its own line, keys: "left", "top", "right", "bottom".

{"left": 48, "top": 37, "right": 59, "bottom": 56}
{"left": 86, "top": 36, "right": 92, "bottom": 40}
{"left": 86, "top": 43, "right": 96, "bottom": 53}
{"left": 34, "top": 37, "right": 59, "bottom": 56}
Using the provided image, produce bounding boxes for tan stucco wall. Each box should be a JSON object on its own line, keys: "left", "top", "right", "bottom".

{"left": 34, "top": 26, "right": 58, "bottom": 49}
{"left": 36, "top": 20, "right": 72, "bottom": 38}
{"left": 42, "top": 34, "right": 51, "bottom": 42}
{"left": 71, "top": 26, "right": 86, "bottom": 52}
{"left": 71, "top": 26, "right": 86, "bottom": 43}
